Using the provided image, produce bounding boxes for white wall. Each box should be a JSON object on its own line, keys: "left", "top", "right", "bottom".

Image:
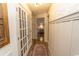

{"left": 48, "top": 4, "right": 79, "bottom": 56}
{"left": 49, "top": 3, "right": 79, "bottom": 22}
{"left": 0, "top": 3, "right": 18, "bottom": 56}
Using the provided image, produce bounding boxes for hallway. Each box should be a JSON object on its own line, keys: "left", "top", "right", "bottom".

{"left": 1, "top": 3, "right": 79, "bottom": 56}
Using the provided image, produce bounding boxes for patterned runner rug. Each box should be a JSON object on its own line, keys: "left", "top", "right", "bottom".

{"left": 32, "top": 43, "right": 48, "bottom": 56}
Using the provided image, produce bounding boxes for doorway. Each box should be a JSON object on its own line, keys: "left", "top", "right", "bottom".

{"left": 37, "top": 18, "right": 44, "bottom": 42}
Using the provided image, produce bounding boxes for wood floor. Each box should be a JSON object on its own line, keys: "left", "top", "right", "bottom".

{"left": 27, "top": 39, "right": 49, "bottom": 56}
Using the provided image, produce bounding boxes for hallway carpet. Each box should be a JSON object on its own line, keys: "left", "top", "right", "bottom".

{"left": 32, "top": 44, "right": 48, "bottom": 56}
{"left": 28, "top": 43, "right": 49, "bottom": 56}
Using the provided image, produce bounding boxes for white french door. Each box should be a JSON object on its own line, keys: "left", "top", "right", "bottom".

{"left": 16, "top": 4, "right": 29, "bottom": 56}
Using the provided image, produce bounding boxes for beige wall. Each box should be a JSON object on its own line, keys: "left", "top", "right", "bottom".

{"left": 32, "top": 16, "right": 37, "bottom": 39}
{"left": 48, "top": 4, "right": 79, "bottom": 56}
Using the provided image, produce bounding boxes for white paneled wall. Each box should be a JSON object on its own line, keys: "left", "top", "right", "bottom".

{"left": 49, "top": 17, "right": 79, "bottom": 56}
{"left": 53, "top": 22, "right": 72, "bottom": 56}
{"left": 71, "top": 20, "right": 79, "bottom": 56}
{"left": 48, "top": 4, "right": 79, "bottom": 56}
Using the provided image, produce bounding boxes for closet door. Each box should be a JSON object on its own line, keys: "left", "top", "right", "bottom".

{"left": 49, "top": 23, "right": 54, "bottom": 55}
{"left": 53, "top": 23, "right": 61, "bottom": 55}
{"left": 54, "top": 22, "right": 72, "bottom": 56}
{"left": 71, "top": 20, "right": 79, "bottom": 56}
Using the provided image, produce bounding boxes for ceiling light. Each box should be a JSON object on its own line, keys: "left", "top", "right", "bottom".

{"left": 34, "top": 3, "right": 42, "bottom": 7}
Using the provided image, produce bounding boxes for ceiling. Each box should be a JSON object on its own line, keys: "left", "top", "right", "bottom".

{"left": 27, "top": 3, "right": 52, "bottom": 16}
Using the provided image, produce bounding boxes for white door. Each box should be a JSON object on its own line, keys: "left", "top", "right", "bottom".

{"left": 49, "top": 23, "right": 54, "bottom": 55}
{"left": 71, "top": 20, "right": 79, "bottom": 56}
{"left": 54, "top": 22, "right": 72, "bottom": 56}
{"left": 16, "top": 4, "right": 29, "bottom": 56}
